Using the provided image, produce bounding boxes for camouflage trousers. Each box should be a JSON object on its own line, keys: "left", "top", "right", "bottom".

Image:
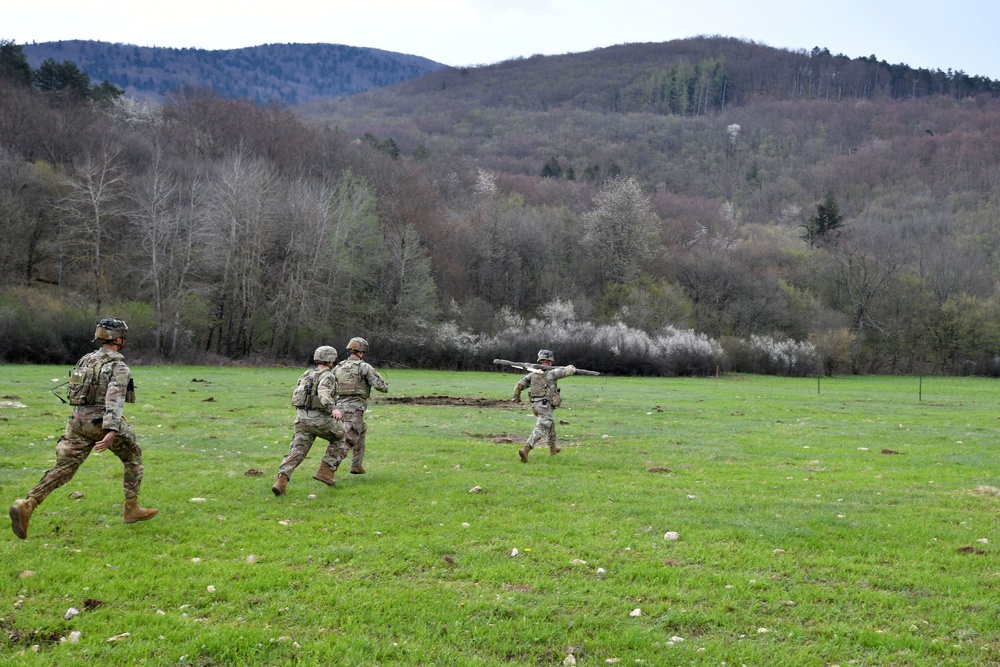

{"left": 28, "top": 407, "right": 143, "bottom": 505}
{"left": 341, "top": 409, "right": 369, "bottom": 469}
{"left": 525, "top": 399, "right": 557, "bottom": 449}
{"left": 278, "top": 411, "right": 348, "bottom": 479}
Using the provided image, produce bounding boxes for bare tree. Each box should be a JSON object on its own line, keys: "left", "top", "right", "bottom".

{"left": 127, "top": 145, "right": 209, "bottom": 357}
{"left": 206, "top": 150, "right": 279, "bottom": 357}
{"left": 54, "top": 142, "right": 127, "bottom": 313}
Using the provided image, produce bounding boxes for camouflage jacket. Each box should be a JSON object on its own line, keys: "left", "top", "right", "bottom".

{"left": 291, "top": 367, "right": 338, "bottom": 413}
{"left": 68, "top": 348, "right": 134, "bottom": 432}
{"left": 512, "top": 366, "right": 574, "bottom": 408}
{"left": 333, "top": 357, "right": 388, "bottom": 411}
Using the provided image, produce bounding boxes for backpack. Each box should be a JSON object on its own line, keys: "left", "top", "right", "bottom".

{"left": 291, "top": 368, "right": 326, "bottom": 409}
{"left": 67, "top": 352, "right": 108, "bottom": 406}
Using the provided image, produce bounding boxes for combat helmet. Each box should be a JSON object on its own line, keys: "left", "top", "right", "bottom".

{"left": 313, "top": 345, "right": 338, "bottom": 364}
{"left": 346, "top": 337, "right": 369, "bottom": 353}
{"left": 536, "top": 349, "right": 555, "bottom": 363}
{"left": 94, "top": 317, "right": 129, "bottom": 343}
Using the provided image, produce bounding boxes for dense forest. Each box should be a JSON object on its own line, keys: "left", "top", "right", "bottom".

{"left": 1, "top": 37, "right": 999, "bottom": 376}
{"left": 20, "top": 40, "right": 444, "bottom": 104}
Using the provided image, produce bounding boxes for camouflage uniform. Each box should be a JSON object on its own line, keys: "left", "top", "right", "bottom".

{"left": 513, "top": 350, "right": 577, "bottom": 461}
{"left": 10, "top": 317, "right": 155, "bottom": 540}
{"left": 334, "top": 355, "right": 388, "bottom": 473}
{"left": 28, "top": 348, "right": 145, "bottom": 504}
{"left": 277, "top": 366, "right": 348, "bottom": 481}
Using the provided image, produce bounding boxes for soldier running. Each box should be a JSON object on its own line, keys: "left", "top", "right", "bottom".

{"left": 9, "top": 318, "right": 157, "bottom": 539}
{"left": 272, "top": 345, "right": 348, "bottom": 496}
{"left": 333, "top": 337, "right": 388, "bottom": 474}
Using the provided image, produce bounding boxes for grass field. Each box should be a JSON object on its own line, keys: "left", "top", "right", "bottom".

{"left": 1, "top": 365, "right": 999, "bottom": 666}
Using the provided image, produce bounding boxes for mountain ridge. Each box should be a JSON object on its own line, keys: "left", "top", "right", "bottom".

{"left": 20, "top": 39, "right": 447, "bottom": 105}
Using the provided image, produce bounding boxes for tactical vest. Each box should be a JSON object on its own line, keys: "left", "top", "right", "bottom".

{"left": 528, "top": 372, "right": 561, "bottom": 407}
{"left": 333, "top": 359, "right": 369, "bottom": 399}
{"left": 291, "top": 368, "right": 328, "bottom": 409}
{"left": 67, "top": 351, "right": 132, "bottom": 406}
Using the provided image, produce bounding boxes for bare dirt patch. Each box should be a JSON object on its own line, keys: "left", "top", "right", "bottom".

{"left": 381, "top": 395, "right": 513, "bottom": 408}
{"left": 463, "top": 430, "right": 523, "bottom": 443}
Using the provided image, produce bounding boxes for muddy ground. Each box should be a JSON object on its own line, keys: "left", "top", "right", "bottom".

{"left": 380, "top": 395, "right": 513, "bottom": 408}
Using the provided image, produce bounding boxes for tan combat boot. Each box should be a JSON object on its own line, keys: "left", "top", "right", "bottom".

{"left": 9, "top": 497, "right": 38, "bottom": 540}
{"left": 549, "top": 444, "right": 561, "bottom": 456}
{"left": 349, "top": 465, "right": 366, "bottom": 474}
{"left": 313, "top": 462, "right": 337, "bottom": 486}
{"left": 272, "top": 474, "right": 288, "bottom": 496}
{"left": 123, "top": 498, "right": 158, "bottom": 524}
{"left": 518, "top": 444, "right": 531, "bottom": 463}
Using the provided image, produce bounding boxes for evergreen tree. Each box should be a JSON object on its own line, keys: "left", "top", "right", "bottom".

{"left": 800, "top": 192, "right": 844, "bottom": 246}
{"left": 0, "top": 40, "right": 32, "bottom": 87}
{"left": 33, "top": 58, "right": 92, "bottom": 97}
{"left": 540, "top": 155, "right": 562, "bottom": 178}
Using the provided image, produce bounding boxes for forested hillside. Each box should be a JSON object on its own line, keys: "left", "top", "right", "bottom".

{"left": 1, "top": 37, "right": 999, "bottom": 376}
{"left": 19, "top": 40, "right": 444, "bottom": 104}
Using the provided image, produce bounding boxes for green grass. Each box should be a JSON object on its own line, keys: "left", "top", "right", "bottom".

{"left": 2, "top": 367, "right": 1000, "bottom": 665}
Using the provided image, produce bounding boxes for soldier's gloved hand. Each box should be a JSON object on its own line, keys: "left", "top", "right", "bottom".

{"left": 564, "top": 365, "right": 577, "bottom": 375}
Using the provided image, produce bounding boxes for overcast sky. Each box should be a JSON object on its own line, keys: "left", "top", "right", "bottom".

{"left": 7, "top": 0, "right": 1000, "bottom": 79}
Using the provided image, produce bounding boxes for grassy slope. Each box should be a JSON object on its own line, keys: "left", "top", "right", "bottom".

{"left": 1, "top": 366, "right": 998, "bottom": 665}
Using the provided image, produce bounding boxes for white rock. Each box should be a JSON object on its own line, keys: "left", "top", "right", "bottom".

{"left": 510, "top": 548, "right": 519, "bottom": 557}
{"left": 107, "top": 632, "right": 130, "bottom": 642}
{"left": 64, "top": 608, "right": 80, "bottom": 620}
{"left": 977, "top": 538, "right": 989, "bottom": 544}
{"left": 307, "top": 494, "right": 317, "bottom": 500}
{"left": 190, "top": 557, "right": 201, "bottom": 563}
{"left": 246, "top": 554, "right": 257, "bottom": 563}
{"left": 189, "top": 498, "right": 207, "bottom": 503}
{"left": 207, "top": 585, "right": 216, "bottom": 592}
{"left": 571, "top": 559, "right": 587, "bottom": 565}
{"left": 773, "top": 549, "right": 786, "bottom": 555}
{"left": 664, "top": 531, "right": 680, "bottom": 541}
{"left": 461, "top": 522, "right": 470, "bottom": 528}
{"left": 564, "top": 654, "right": 577, "bottom": 665}
{"left": 629, "top": 608, "right": 642, "bottom": 617}
{"left": 68, "top": 631, "right": 81, "bottom": 643}
{"left": 669, "top": 635, "right": 684, "bottom": 642}
{"left": 758, "top": 627, "right": 768, "bottom": 633}
{"left": 469, "top": 486, "right": 482, "bottom": 493}
{"left": 596, "top": 567, "right": 606, "bottom": 575}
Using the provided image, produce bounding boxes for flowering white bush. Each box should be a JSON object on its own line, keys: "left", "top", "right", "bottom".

{"left": 722, "top": 334, "right": 819, "bottom": 375}
{"left": 389, "top": 299, "right": 817, "bottom": 377}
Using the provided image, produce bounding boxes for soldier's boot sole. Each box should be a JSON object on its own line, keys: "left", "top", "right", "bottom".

{"left": 9, "top": 498, "right": 37, "bottom": 540}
